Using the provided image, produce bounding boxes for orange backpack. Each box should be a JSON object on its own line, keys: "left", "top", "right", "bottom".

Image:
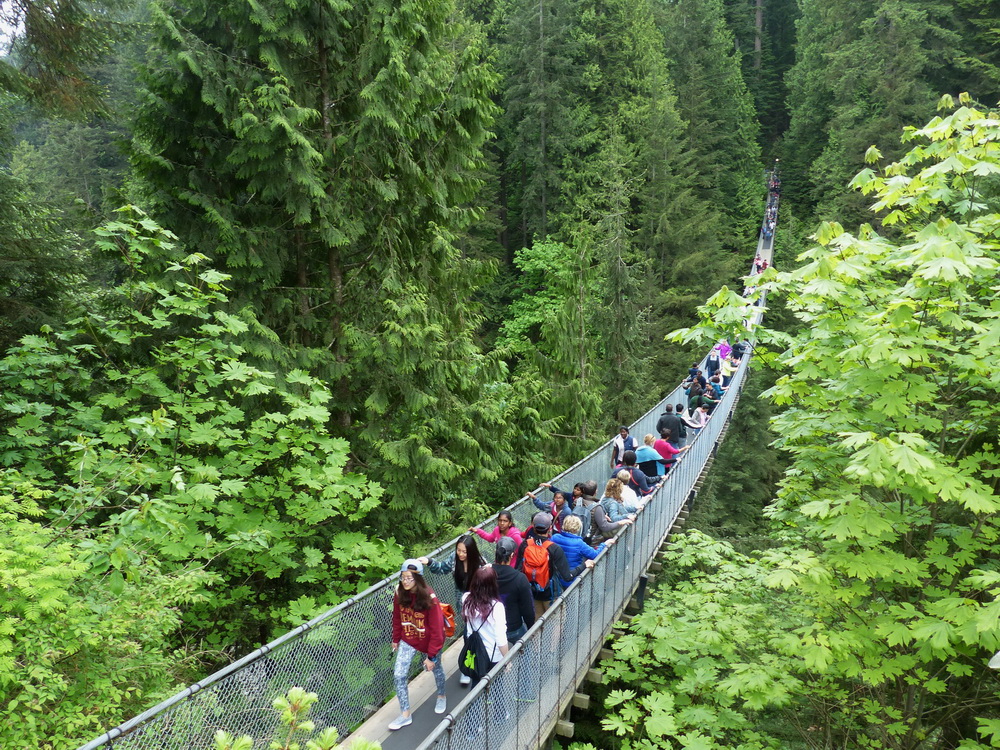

{"left": 439, "top": 601, "right": 457, "bottom": 638}
{"left": 521, "top": 538, "right": 555, "bottom": 599}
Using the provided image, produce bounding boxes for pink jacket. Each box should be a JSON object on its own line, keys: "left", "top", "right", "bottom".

{"left": 473, "top": 524, "right": 524, "bottom": 548}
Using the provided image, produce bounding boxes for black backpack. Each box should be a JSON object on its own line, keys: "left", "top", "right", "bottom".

{"left": 458, "top": 619, "right": 493, "bottom": 681}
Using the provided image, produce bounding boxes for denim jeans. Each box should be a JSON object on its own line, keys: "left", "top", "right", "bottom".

{"left": 507, "top": 624, "right": 527, "bottom": 644}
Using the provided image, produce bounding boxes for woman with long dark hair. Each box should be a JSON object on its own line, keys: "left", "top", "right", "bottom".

{"left": 461, "top": 566, "right": 509, "bottom": 686}
{"left": 419, "top": 534, "right": 485, "bottom": 594}
{"left": 419, "top": 534, "right": 486, "bottom": 685}
{"left": 388, "top": 559, "right": 447, "bottom": 731}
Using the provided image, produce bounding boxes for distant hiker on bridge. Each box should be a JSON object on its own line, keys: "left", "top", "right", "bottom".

{"left": 419, "top": 535, "right": 485, "bottom": 597}
{"left": 538, "top": 480, "right": 587, "bottom": 518}
{"left": 654, "top": 430, "right": 689, "bottom": 472}
{"left": 551, "top": 515, "right": 608, "bottom": 588}
{"left": 685, "top": 405, "right": 710, "bottom": 435}
{"left": 720, "top": 356, "right": 737, "bottom": 387}
{"left": 610, "top": 425, "right": 637, "bottom": 468}
{"left": 617, "top": 469, "right": 645, "bottom": 513}
{"left": 389, "top": 559, "right": 447, "bottom": 731}
{"left": 460, "top": 567, "right": 509, "bottom": 687}
{"left": 709, "top": 375, "right": 726, "bottom": 398}
{"left": 732, "top": 338, "right": 748, "bottom": 362}
{"left": 686, "top": 381, "right": 704, "bottom": 405}
{"left": 598, "top": 478, "right": 635, "bottom": 526}
{"left": 655, "top": 404, "right": 683, "bottom": 447}
{"left": 611, "top": 450, "right": 661, "bottom": 494}
{"left": 528, "top": 484, "right": 573, "bottom": 532}
{"left": 517, "top": 512, "right": 592, "bottom": 617}
{"left": 675, "top": 402, "right": 690, "bottom": 445}
{"left": 636, "top": 434, "right": 668, "bottom": 477}
{"left": 570, "top": 479, "right": 601, "bottom": 539}
{"left": 589, "top": 481, "right": 634, "bottom": 543}
{"left": 705, "top": 349, "right": 722, "bottom": 377}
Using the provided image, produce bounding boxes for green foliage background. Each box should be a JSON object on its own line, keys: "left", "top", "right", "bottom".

{"left": 581, "top": 98, "right": 1000, "bottom": 750}
{"left": 2, "top": 0, "right": 1000, "bottom": 746}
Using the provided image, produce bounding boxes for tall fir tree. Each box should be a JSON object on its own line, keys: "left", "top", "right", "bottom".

{"left": 654, "top": 0, "right": 762, "bottom": 246}
{"left": 782, "top": 0, "right": 998, "bottom": 223}
{"left": 496, "top": 238, "right": 602, "bottom": 460}
{"left": 722, "top": 0, "right": 798, "bottom": 149}
{"left": 948, "top": 0, "right": 1000, "bottom": 103}
{"left": 583, "top": 126, "right": 654, "bottom": 425}
{"left": 131, "top": 0, "right": 527, "bottom": 533}
{"left": 572, "top": 0, "right": 730, "bottom": 394}
{"left": 490, "top": 0, "right": 738, "bottom": 450}
{"left": 499, "top": 0, "right": 587, "bottom": 247}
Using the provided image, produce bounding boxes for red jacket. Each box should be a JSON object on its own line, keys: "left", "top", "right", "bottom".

{"left": 392, "top": 592, "right": 445, "bottom": 660}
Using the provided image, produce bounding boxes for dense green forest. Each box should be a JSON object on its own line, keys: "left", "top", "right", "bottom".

{"left": 2, "top": 0, "right": 999, "bottom": 747}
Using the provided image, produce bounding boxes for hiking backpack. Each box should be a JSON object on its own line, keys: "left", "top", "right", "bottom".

{"left": 458, "top": 620, "right": 493, "bottom": 681}
{"left": 439, "top": 601, "right": 457, "bottom": 639}
{"left": 520, "top": 538, "right": 555, "bottom": 600}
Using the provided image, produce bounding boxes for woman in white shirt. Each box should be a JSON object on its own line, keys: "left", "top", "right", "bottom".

{"left": 461, "top": 566, "right": 509, "bottom": 687}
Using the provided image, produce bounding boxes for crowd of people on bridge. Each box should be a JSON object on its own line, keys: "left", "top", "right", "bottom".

{"left": 386, "top": 169, "right": 781, "bottom": 732}
{"left": 762, "top": 170, "right": 781, "bottom": 240}
{"left": 385, "top": 166, "right": 782, "bottom": 733}
{"left": 386, "top": 339, "right": 751, "bottom": 732}
{"left": 746, "top": 169, "right": 780, "bottom": 317}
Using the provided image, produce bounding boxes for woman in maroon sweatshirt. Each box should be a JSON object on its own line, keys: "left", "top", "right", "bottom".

{"left": 389, "top": 559, "right": 447, "bottom": 730}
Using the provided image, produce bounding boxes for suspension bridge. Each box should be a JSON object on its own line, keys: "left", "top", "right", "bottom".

{"left": 79, "top": 177, "right": 779, "bottom": 750}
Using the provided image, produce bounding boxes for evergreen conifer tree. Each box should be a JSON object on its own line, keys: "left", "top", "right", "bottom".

{"left": 496, "top": 238, "right": 602, "bottom": 457}
{"left": 654, "top": 0, "right": 762, "bottom": 245}
{"left": 499, "top": 0, "right": 586, "bottom": 247}
{"left": 131, "top": 0, "right": 520, "bottom": 532}
{"left": 584, "top": 126, "right": 654, "bottom": 425}
{"left": 948, "top": 0, "right": 1000, "bottom": 102}
{"left": 782, "top": 0, "right": 995, "bottom": 222}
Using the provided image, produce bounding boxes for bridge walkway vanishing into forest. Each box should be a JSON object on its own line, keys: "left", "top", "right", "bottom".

{"left": 79, "top": 186, "right": 779, "bottom": 750}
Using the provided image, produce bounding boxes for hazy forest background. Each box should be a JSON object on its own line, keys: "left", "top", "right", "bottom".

{"left": 2, "top": 0, "right": 1000, "bottom": 747}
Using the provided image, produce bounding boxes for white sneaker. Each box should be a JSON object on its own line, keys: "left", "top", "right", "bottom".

{"left": 459, "top": 673, "right": 471, "bottom": 686}
{"left": 388, "top": 714, "right": 412, "bottom": 731}
{"left": 435, "top": 695, "right": 447, "bottom": 714}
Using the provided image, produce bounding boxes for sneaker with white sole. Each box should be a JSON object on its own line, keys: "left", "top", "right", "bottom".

{"left": 435, "top": 695, "right": 447, "bottom": 714}
{"left": 459, "top": 673, "right": 471, "bottom": 686}
{"left": 388, "top": 714, "right": 412, "bottom": 731}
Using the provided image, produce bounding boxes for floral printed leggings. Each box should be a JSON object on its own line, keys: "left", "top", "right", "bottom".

{"left": 393, "top": 642, "right": 446, "bottom": 713}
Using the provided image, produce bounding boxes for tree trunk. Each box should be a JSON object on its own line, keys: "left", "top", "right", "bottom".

{"left": 319, "top": 32, "right": 352, "bottom": 432}
{"left": 578, "top": 248, "right": 587, "bottom": 441}
{"left": 538, "top": 0, "right": 547, "bottom": 238}
{"left": 754, "top": 0, "right": 764, "bottom": 70}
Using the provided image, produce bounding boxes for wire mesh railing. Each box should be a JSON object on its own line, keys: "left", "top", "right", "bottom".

{"left": 412, "top": 351, "right": 753, "bottom": 750}
{"left": 81, "top": 178, "right": 778, "bottom": 750}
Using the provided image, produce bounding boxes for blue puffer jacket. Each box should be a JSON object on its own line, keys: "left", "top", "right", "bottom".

{"left": 550, "top": 531, "right": 606, "bottom": 587}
